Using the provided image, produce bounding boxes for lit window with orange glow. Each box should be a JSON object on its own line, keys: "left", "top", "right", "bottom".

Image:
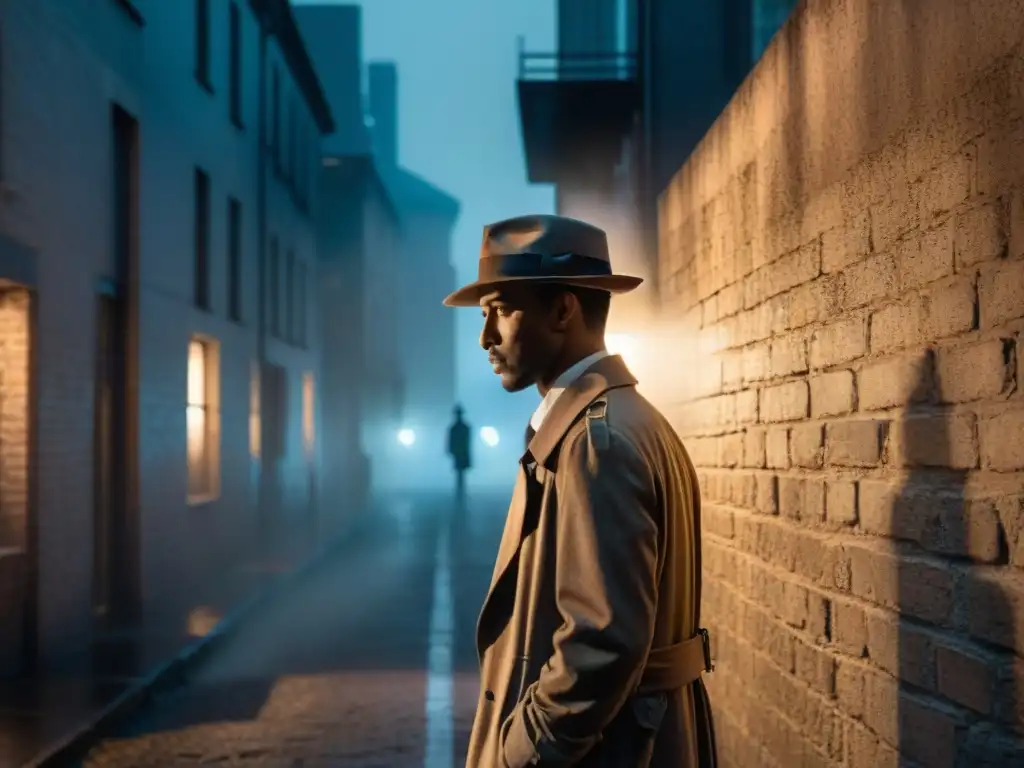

{"left": 302, "top": 372, "right": 315, "bottom": 460}
{"left": 249, "top": 360, "right": 261, "bottom": 459}
{"left": 187, "top": 336, "right": 220, "bottom": 503}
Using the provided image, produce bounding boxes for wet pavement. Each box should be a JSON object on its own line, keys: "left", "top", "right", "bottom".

{"left": 70, "top": 490, "right": 507, "bottom": 768}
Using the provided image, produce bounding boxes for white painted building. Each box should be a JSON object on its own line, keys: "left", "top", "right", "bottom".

{"left": 0, "top": 0, "right": 334, "bottom": 677}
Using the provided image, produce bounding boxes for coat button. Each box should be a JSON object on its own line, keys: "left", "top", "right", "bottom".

{"left": 485, "top": 690, "right": 495, "bottom": 701}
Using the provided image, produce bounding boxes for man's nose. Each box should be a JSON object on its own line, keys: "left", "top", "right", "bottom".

{"left": 479, "top": 317, "right": 497, "bottom": 350}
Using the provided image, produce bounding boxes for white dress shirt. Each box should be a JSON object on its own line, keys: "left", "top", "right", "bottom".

{"left": 529, "top": 349, "right": 610, "bottom": 432}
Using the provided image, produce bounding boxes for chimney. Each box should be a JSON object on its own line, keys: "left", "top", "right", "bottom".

{"left": 367, "top": 62, "right": 398, "bottom": 167}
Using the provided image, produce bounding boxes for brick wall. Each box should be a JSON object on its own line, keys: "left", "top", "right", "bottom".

{"left": 0, "top": 289, "right": 30, "bottom": 552}
{"left": 656, "top": 1, "right": 1024, "bottom": 765}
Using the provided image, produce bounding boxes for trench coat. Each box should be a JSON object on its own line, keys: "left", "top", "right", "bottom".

{"left": 465, "top": 354, "right": 717, "bottom": 768}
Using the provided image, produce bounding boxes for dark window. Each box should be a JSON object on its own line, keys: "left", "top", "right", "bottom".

{"left": 268, "top": 235, "right": 279, "bottom": 336}
{"left": 227, "top": 197, "right": 242, "bottom": 322}
{"left": 194, "top": 0, "right": 211, "bottom": 90}
{"left": 271, "top": 67, "right": 280, "bottom": 166}
{"left": 296, "top": 261, "right": 307, "bottom": 347}
{"left": 193, "top": 168, "right": 210, "bottom": 309}
{"left": 285, "top": 248, "right": 295, "bottom": 342}
{"left": 229, "top": 1, "right": 242, "bottom": 127}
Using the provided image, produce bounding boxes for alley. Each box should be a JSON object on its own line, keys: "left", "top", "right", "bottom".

{"left": 75, "top": 490, "right": 508, "bottom": 768}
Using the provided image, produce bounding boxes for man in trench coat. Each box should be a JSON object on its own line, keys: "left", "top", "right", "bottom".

{"left": 443, "top": 214, "right": 716, "bottom": 768}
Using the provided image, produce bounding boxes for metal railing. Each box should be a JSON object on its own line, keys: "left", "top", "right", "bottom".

{"left": 517, "top": 36, "right": 637, "bottom": 82}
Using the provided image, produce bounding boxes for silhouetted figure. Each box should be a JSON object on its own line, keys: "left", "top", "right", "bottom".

{"left": 447, "top": 404, "right": 471, "bottom": 501}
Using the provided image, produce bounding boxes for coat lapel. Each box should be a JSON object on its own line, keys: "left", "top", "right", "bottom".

{"left": 476, "top": 355, "right": 638, "bottom": 654}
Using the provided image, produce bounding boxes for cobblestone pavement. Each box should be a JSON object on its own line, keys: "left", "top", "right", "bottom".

{"left": 76, "top": 490, "right": 508, "bottom": 768}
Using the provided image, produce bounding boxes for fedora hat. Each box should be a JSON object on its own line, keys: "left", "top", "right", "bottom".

{"left": 442, "top": 214, "right": 643, "bottom": 307}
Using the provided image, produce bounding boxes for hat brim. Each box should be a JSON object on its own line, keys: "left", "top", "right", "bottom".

{"left": 442, "top": 274, "right": 644, "bottom": 307}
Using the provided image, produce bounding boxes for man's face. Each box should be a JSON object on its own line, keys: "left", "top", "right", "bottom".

{"left": 479, "top": 284, "right": 561, "bottom": 392}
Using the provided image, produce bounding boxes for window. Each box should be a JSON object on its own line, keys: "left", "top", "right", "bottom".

{"left": 227, "top": 197, "right": 242, "bottom": 321}
{"left": 302, "top": 372, "right": 315, "bottom": 461}
{"left": 187, "top": 336, "right": 220, "bottom": 502}
{"left": 285, "top": 248, "right": 295, "bottom": 342}
{"left": 271, "top": 67, "right": 281, "bottom": 167}
{"left": 249, "top": 360, "right": 261, "bottom": 459}
{"left": 195, "top": 0, "right": 211, "bottom": 91}
{"left": 268, "top": 235, "right": 279, "bottom": 336}
{"left": 229, "top": 1, "right": 243, "bottom": 127}
{"left": 296, "top": 261, "right": 307, "bottom": 347}
{"left": 193, "top": 168, "right": 210, "bottom": 310}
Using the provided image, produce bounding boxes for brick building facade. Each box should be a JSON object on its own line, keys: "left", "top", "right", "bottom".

{"left": 655, "top": 0, "right": 1024, "bottom": 764}
{"left": 0, "top": 0, "right": 334, "bottom": 676}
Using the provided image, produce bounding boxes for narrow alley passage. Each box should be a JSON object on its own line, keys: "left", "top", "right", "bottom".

{"left": 75, "top": 491, "right": 507, "bottom": 768}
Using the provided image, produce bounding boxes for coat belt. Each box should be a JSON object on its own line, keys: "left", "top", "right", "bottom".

{"left": 636, "top": 628, "right": 714, "bottom": 695}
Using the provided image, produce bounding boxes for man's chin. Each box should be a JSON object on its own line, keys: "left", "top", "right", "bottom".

{"left": 499, "top": 371, "right": 532, "bottom": 393}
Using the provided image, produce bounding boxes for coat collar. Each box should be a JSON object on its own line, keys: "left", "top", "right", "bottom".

{"left": 525, "top": 353, "right": 637, "bottom": 467}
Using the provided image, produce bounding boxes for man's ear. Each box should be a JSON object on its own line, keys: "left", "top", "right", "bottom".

{"left": 550, "top": 291, "right": 579, "bottom": 331}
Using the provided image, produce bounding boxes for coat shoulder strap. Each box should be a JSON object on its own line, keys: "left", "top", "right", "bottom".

{"left": 584, "top": 397, "right": 610, "bottom": 452}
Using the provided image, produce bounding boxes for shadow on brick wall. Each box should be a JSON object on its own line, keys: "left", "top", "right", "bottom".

{"left": 895, "top": 351, "right": 1022, "bottom": 765}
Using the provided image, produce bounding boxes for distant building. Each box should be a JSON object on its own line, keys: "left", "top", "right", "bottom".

{"left": 0, "top": 0, "right": 332, "bottom": 678}
{"left": 295, "top": 7, "right": 460, "bottom": 490}
{"left": 516, "top": 0, "right": 797, "bottom": 319}
{"left": 368, "top": 62, "right": 460, "bottom": 470}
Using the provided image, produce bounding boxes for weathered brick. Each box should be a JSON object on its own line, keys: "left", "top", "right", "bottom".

{"left": 871, "top": 193, "right": 919, "bottom": 253}
{"left": 978, "top": 408, "right": 1024, "bottom": 471}
{"left": 825, "top": 480, "right": 857, "bottom": 527}
{"left": 918, "top": 149, "right": 973, "bottom": 220}
{"left": 864, "top": 612, "right": 936, "bottom": 690}
{"left": 845, "top": 720, "right": 900, "bottom": 768}
{"left": 809, "top": 370, "right": 854, "bottom": 417}
{"left": 955, "top": 200, "right": 1007, "bottom": 270}
{"left": 741, "top": 342, "right": 770, "bottom": 383}
{"left": 743, "top": 240, "right": 820, "bottom": 308}
{"left": 743, "top": 427, "right": 766, "bottom": 468}
{"left": 857, "top": 352, "right": 932, "bottom": 411}
{"left": 778, "top": 477, "right": 824, "bottom": 523}
{"left": 790, "top": 423, "right": 824, "bottom": 468}
{"left": 825, "top": 420, "right": 885, "bottom": 467}
{"left": 832, "top": 599, "right": 867, "bottom": 657}
{"left": 755, "top": 473, "right": 778, "bottom": 514}
{"left": 822, "top": 212, "right": 871, "bottom": 274}
{"left": 870, "top": 299, "right": 920, "bottom": 354}
{"left": 768, "top": 332, "right": 807, "bottom": 378}
{"left": 760, "top": 381, "right": 809, "bottom": 423}
{"left": 1011, "top": 189, "right": 1024, "bottom": 259}
{"left": 899, "top": 693, "right": 965, "bottom": 768}
{"left": 918, "top": 275, "right": 977, "bottom": 341}
{"left": 794, "top": 638, "right": 836, "bottom": 696}
{"left": 935, "top": 339, "right": 1010, "bottom": 403}
{"left": 719, "top": 431, "right": 744, "bottom": 467}
{"left": 901, "top": 220, "right": 954, "bottom": 290}
{"left": 965, "top": 568, "right": 1024, "bottom": 654}
{"left": 735, "top": 389, "right": 758, "bottom": 423}
{"left": 810, "top": 315, "right": 868, "bottom": 368}
{"left": 889, "top": 412, "right": 978, "bottom": 469}
{"left": 765, "top": 427, "right": 789, "bottom": 469}
{"left": 847, "top": 540, "right": 954, "bottom": 624}
{"left": 936, "top": 644, "right": 995, "bottom": 715}
{"left": 788, "top": 278, "right": 829, "bottom": 328}
{"left": 979, "top": 258, "right": 1024, "bottom": 328}
{"left": 834, "top": 252, "right": 898, "bottom": 312}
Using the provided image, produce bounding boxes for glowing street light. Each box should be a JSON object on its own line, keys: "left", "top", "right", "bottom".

{"left": 397, "top": 428, "right": 416, "bottom": 447}
{"left": 480, "top": 426, "right": 500, "bottom": 447}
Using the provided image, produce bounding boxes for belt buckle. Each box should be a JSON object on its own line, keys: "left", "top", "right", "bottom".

{"left": 699, "top": 628, "right": 714, "bottom": 672}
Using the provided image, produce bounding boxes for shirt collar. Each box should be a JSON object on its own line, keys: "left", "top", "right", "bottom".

{"left": 529, "top": 349, "right": 610, "bottom": 431}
